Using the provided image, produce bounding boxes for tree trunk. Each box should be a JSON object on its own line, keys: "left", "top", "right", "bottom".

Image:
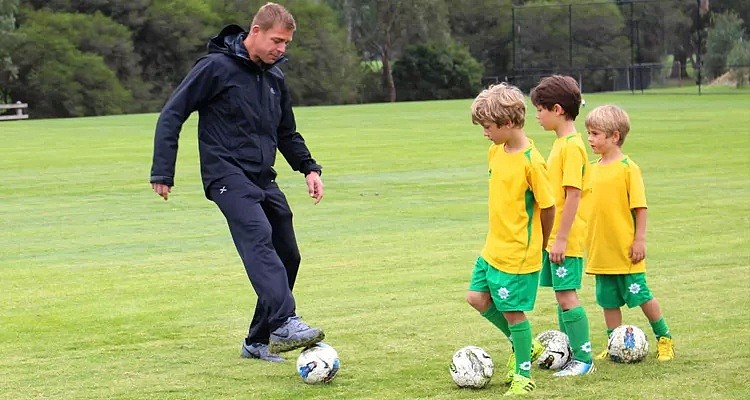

{"left": 344, "top": 0, "right": 353, "bottom": 44}
{"left": 382, "top": 28, "right": 396, "bottom": 102}
{"left": 671, "top": 50, "right": 690, "bottom": 79}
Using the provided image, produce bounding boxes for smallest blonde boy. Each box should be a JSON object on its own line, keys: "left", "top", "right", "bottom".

{"left": 467, "top": 83, "right": 555, "bottom": 396}
{"left": 584, "top": 105, "right": 675, "bottom": 362}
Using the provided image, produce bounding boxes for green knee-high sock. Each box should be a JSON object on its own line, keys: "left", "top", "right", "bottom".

{"left": 509, "top": 320, "right": 533, "bottom": 379}
{"left": 649, "top": 317, "right": 671, "bottom": 339}
{"left": 481, "top": 306, "right": 512, "bottom": 341}
{"left": 562, "top": 306, "right": 592, "bottom": 363}
{"left": 557, "top": 305, "right": 567, "bottom": 334}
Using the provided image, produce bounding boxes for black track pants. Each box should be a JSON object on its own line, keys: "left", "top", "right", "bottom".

{"left": 209, "top": 174, "right": 301, "bottom": 342}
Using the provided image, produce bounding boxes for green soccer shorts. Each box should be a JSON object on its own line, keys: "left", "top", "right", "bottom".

{"left": 595, "top": 273, "right": 654, "bottom": 308}
{"left": 469, "top": 256, "right": 540, "bottom": 312}
{"left": 540, "top": 250, "right": 584, "bottom": 291}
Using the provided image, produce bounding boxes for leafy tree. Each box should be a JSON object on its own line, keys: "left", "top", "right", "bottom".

{"left": 283, "top": 1, "right": 361, "bottom": 106}
{"left": 712, "top": 0, "right": 750, "bottom": 31}
{"left": 448, "top": 0, "right": 513, "bottom": 79}
{"left": 208, "top": 0, "right": 265, "bottom": 27}
{"left": 136, "top": 0, "right": 220, "bottom": 108}
{"left": 704, "top": 11, "right": 745, "bottom": 79}
{"left": 8, "top": 21, "right": 131, "bottom": 117}
{"left": 25, "top": 0, "right": 151, "bottom": 28}
{"left": 666, "top": 0, "right": 702, "bottom": 79}
{"left": 25, "top": 0, "right": 219, "bottom": 111}
{"left": 344, "top": 0, "right": 451, "bottom": 102}
{"left": 625, "top": 0, "right": 694, "bottom": 66}
{"left": 727, "top": 40, "right": 750, "bottom": 87}
{"left": 513, "top": 0, "right": 629, "bottom": 90}
{"left": 393, "top": 42, "right": 484, "bottom": 101}
{"left": 18, "top": 8, "right": 148, "bottom": 111}
{"left": 0, "top": 0, "right": 20, "bottom": 102}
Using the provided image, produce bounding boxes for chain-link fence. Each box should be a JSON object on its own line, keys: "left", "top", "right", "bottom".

{"left": 497, "top": 0, "right": 749, "bottom": 94}
{"left": 483, "top": 62, "right": 750, "bottom": 95}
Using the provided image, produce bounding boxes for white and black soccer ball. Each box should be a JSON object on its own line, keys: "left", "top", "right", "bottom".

{"left": 449, "top": 345, "right": 494, "bottom": 388}
{"left": 607, "top": 324, "right": 649, "bottom": 363}
{"left": 296, "top": 343, "right": 340, "bottom": 384}
{"left": 535, "top": 330, "right": 572, "bottom": 370}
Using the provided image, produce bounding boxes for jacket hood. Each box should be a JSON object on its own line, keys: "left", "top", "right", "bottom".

{"left": 207, "top": 24, "right": 287, "bottom": 68}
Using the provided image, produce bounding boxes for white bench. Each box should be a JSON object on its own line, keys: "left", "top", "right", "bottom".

{"left": 0, "top": 101, "right": 29, "bottom": 121}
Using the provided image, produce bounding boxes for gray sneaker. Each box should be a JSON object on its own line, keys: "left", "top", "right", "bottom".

{"left": 269, "top": 316, "right": 325, "bottom": 353}
{"left": 241, "top": 341, "right": 285, "bottom": 363}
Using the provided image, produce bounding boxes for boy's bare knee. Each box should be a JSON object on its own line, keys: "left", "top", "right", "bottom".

{"left": 555, "top": 289, "right": 580, "bottom": 310}
{"left": 503, "top": 311, "right": 526, "bottom": 325}
{"left": 466, "top": 291, "right": 491, "bottom": 312}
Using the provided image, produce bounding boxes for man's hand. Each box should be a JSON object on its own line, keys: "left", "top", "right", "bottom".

{"left": 305, "top": 172, "right": 324, "bottom": 204}
{"left": 152, "top": 183, "right": 171, "bottom": 201}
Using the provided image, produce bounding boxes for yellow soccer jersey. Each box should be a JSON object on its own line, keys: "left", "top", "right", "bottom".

{"left": 584, "top": 156, "right": 648, "bottom": 275}
{"left": 547, "top": 133, "right": 588, "bottom": 257}
{"left": 481, "top": 140, "right": 555, "bottom": 274}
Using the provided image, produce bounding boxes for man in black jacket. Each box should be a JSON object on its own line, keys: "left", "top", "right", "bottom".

{"left": 150, "top": 2, "right": 324, "bottom": 362}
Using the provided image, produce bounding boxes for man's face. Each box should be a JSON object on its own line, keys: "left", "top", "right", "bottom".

{"left": 247, "top": 23, "right": 293, "bottom": 65}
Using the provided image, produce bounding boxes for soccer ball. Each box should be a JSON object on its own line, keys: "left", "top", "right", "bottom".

{"left": 296, "top": 343, "right": 340, "bottom": 384}
{"left": 449, "top": 346, "right": 494, "bottom": 388}
{"left": 535, "top": 329, "right": 567, "bottom": 347}
{"left": 535, "top": 330, "right": 572, "bottom": 370}
{"left": 607, "top": 324, "right": 649, "bottom": 363}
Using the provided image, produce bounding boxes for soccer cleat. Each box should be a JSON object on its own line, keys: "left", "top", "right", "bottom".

{"left": 241, "top": 341, "right": 285, "bottom": 362}
{"left": 504, "top": 339, "right": 545, "bottom": 384}
{"left": 656, "top": 336, "right": 675, "bottom": 361}
{"left": 269, "top": 316, "right": 325, "bottom": 353}
{"left": 594, "top": 349, "right": 610, "bottom": 360}
{"left": 553, "top": 360, "right": 595, "bottom": 377}
{"left": 504, "top": 374, "right": 535, "bottom": 396}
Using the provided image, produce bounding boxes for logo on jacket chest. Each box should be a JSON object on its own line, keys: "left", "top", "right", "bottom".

{"left": 270, "top": 87, "right": 276, "bottom": 95}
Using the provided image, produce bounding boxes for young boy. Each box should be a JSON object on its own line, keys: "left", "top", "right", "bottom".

{"left": 467, "top": 83, "right": 555, "bottom": 396}
{"left": 530, "top": 75, "right": 594, "bottom": 376}
{"left": 583, "top": 105, "right": 675, "bottom": 362}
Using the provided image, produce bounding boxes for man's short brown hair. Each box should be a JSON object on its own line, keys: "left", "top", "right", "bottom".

{"left": 251, "top": 2, "right": 296, "bottom": 32}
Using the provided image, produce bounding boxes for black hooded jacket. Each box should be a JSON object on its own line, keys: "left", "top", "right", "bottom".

{"left": 150, "top": 25, "right": 322, "bottom": 196}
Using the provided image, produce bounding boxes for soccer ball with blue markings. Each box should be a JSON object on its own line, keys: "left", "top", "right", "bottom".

{"left": 607, "top": 324, "right": 649, "bottom": 363}
{"left": 449, "top": 346, "right": 494, "bottom": 388}
{"left": 296, "top": 343, "right": 340, "bottom": 384}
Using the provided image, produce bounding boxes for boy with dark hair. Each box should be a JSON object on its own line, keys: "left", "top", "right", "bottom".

{"left": 530, "top": 75, "right": 594, "bottom": 376}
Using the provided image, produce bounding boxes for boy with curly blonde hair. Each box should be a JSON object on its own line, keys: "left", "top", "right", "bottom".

{"left": 466, "top": 83, "right": 556, "bottom": 396}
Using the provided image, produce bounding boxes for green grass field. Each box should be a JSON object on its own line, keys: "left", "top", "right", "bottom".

{"left": 1, "top": 89, "right": 749, "bottom": 399}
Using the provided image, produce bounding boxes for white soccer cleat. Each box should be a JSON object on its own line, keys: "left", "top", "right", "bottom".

{"left": 553, "top": 360, "right": 595, "bottom": 377}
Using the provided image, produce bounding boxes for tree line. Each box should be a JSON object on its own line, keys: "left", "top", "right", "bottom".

{"left": 0, "top": 0, "right": 747, "bottom": 118}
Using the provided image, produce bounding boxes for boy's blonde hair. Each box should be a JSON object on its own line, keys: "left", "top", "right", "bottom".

{"left": 585, "top": 104, "right": 631, "bottom": 146}
{"left": 251, "top": 2, "right": 296, "bottom": 32}
{"left": 471, "top": 83, "right": 526, "bottom": 128}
